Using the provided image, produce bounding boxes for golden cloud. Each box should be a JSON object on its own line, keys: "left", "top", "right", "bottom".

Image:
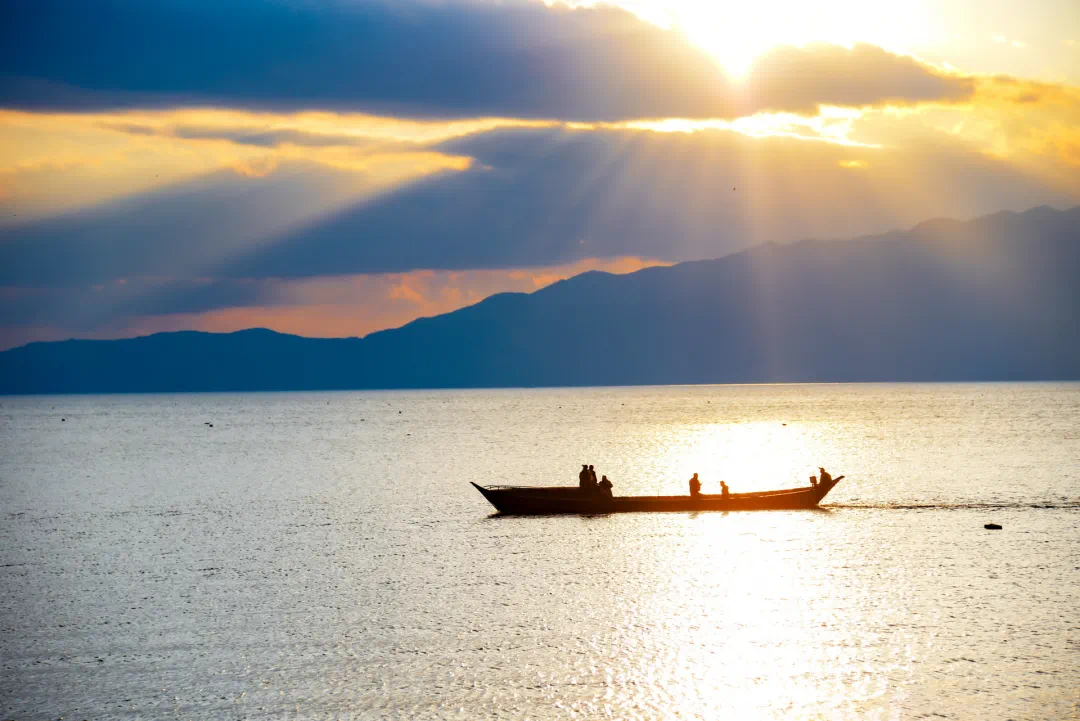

{"left": 230, "top": 156, "right": 279, "bottom": 178}
{"left": 0, "top": 108, "right": 481, "bottom": 219}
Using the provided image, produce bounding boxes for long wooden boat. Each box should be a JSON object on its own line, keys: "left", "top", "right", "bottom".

{"left": 472, "top": 476, "right": 843, "bottom": 515}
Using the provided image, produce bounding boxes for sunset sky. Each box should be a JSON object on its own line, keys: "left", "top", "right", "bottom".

{"left": 1, "top": 0, "right": 1078, "bottom": 350}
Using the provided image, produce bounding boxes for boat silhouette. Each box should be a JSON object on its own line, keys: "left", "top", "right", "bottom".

{"left": 472, "top": 476, "right": 843, "bottom": 515}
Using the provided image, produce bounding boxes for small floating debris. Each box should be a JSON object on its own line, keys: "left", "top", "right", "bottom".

{"left": 984, "top": 523, "right": 1002, "bottom": 530}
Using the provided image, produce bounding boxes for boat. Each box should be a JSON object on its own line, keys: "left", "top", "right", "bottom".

{"left": 472, "top": 476, "right": 843, "bottom": 515}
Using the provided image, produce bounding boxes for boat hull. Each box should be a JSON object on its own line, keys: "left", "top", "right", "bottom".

{"left": 472, "top": 478, "right": 842, "bottom": 515}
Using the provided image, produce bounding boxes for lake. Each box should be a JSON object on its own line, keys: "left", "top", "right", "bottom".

{"left": 1, "top": 383, "right": 1078, "bottom": 719}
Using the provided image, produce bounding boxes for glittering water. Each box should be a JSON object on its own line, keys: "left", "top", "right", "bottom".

{"left": 1, "top": 384, "right": 1078, "bottom": 720}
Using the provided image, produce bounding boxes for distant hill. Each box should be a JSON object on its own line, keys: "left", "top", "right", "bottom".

{"left": 2, "top": 205, "right": 1078, "bottom": 393}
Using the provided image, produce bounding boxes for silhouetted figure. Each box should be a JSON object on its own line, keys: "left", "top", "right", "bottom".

{"left": 689, "top": 473, "right": 701, "bottom": 497}
{"left": 588, "top": 465, "right": 598, "bottom": 489}
{"left": 598, "top": 475, "right": 613, "bottom": 500}
{"left": 810, "top": 475, "right": 818, "bottom": 488}
{"left": 720, "top": 481, "right": 730, "bottom": 498}
{"left": 819, "top": 467, "right": 832, "bottom": 485}
{"left": 579, "top": 464, "right": 590, "bottom": 490}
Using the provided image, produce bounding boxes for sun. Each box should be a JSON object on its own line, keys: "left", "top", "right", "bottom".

{"left": 555, "top": 0, "right": 926, "bottom": 79}
{"left": 663, "top": 0, "right": 928, "bottom": 79}
{"left": 673, "top": 4, "right": 778, "bottom": 78}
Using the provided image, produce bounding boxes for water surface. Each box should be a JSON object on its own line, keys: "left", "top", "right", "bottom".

{"left": 1, "top": 384, "right": 1078, "bottom": 719}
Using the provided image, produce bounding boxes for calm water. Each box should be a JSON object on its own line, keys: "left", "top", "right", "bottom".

{"left": 1, "top": 384, "right": 1078, "bottom": 720}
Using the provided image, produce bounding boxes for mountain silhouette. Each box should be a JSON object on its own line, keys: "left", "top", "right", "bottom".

{"left": 2, "top": 205, "right": 1078, "bottom": 393}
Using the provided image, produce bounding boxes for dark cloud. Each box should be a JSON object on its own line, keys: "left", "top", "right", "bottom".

{"left": 97, "top": 121, "right": 403, "bottom": 149}
{"left": 1, "top": 0, "right": 971, "bottom": 120}
{"left": 746, "top": 43, "right": 975, "bottom": 113}
{"left": 171, "top": 127, "right": 388, "bottom": 149}
{"left": 0, "top": 279, "right": 270, "bottom": 331}
{"left": 1, "top": 125, "right": 1075, "bottom": 297}
{"left": 0, "top": 160, "right": 369, "bottom": 286}
{"left": 1, "top": 0, "right": 733, "bottom": 121}
{"left": 211, "top": 127, "right": 1072, "bottom": 279}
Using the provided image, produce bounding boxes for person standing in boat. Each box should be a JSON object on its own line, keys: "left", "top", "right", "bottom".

{"left": 579, "top": 464, "right": 591, "bottom": 490}
{"left": 720, "top": 481, "right": 730, "bottom": 498}
{"left": 588, "top": 465, "right": 598, "bottom": 489}
{"left": 689, "top": 473, "right": 702, "bottom": 498}
{"left": 818, "top": 467, "right": 832, "bottom": 485}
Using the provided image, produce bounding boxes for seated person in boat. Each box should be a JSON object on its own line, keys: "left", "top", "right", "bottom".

{"left": 810, "top": 475, "right": 818, "bottom": 488}
{"left": 598, "top": 475, "right": 614, "bottom": 499}
{"left": 579, "top": 464, "right": 591, "bottom": 489}
{"left": 720, "top": 480, "right": 730, "bottom": 497}
{"left": 689, "top": 473, "right": 702, "bottom": 497}
{"left": 818, "top": 467, "right": 832, "bottom": 485}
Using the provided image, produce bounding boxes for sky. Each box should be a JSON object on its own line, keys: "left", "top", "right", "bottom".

{"left": 1, "top": 0, "right": 1078, "bottom": 350}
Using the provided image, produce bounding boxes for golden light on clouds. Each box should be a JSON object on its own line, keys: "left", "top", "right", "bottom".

{"left": 230, "top": 157, "right": 280, "bottom": 178}
{"left": 681, "top": 2, "right": 932, "bottom": 78}
{"left": 602, "top": 106, "right": 875, "bottom": 148}
{"left": 558, "top": 0, "right": 938, "bottom": 77}
{"left": 4, "top": 41, "right": 1077, "bottom": 223}
{"left": 840, "top": 76, "right": 1080, "bottom": 195}
{"left": 3, "top": 65, "right": 1078, "bottom": 232}
{"left": 560, "top": 0, "right": 1080, "bottom": 89}
{"left": 81, "top": 107, "right": 552, "bottom": 145}
{"left": 0, "top": 108, "right": 486, "bottom": 219}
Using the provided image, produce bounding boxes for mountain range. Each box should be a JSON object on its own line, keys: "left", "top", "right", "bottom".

{"left": 2, "top": 205, "right": 1078, "bottom": 394}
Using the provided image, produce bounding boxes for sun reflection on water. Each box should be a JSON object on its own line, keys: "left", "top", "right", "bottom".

{"left": 596, "top": 509, "right": 903, "bottom": 720}
{"left": 652, "top": 419, "right": 845, "bottom": 496}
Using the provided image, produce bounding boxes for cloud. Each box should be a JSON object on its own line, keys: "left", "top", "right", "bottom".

{"left": 1, "top": 0, "right": 732, "bottom": 121}
{"left": 0, "top": 107, "right": 492, "bottom": 221}
{"left": 744, "top": 44, "right": 974, "bottom": 114}
{"left": 2, "top": 124, "right": 1076, "bottom": 292}
{"left": 229, "top": 156, "right": 279, "bottom": 178}
{"left": 0, "top": 257, "right": 668, "bottom": 349}
{"left": 0, "top": 161, "right": 383, "bottom": 286}
{"left": 2, "top": 0, "right": 974, "bottom": 121}
{"left": 208, "top": 125, "right": 1076, "bottom": 280}
{"left": 851, "top": 76, "right": 1080, "bottom": 183}
{"left": 0, "top": 278, "right": 266, "bottom": 331}
{"left": 98, "top": 121, "right": 410, "bottom": 150}
{"left": 992, "top": 34, "right": 1027, "bottom": 49}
